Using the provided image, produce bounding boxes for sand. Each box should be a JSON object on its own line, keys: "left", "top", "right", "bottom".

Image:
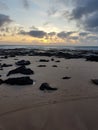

{"left": 0, "top": 56, "right": 98, "bottom": 130}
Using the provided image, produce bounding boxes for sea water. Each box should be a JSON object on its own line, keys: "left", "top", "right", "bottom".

{"left": 0, "top": 44, "right": 98, "bottom": 51}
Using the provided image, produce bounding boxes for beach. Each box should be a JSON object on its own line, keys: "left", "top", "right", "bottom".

{"left": 0, "top": 48, "right": 98, "bottom": 129}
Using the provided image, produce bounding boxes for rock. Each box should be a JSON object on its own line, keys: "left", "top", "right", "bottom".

{"left": 14, "top": 58, "right": 18, "bottom": 60}
{"left": 1, "top": 63, "right": 12, "bottom": 68}
{"left": 39, "top": 59, "right": 49, "bottom": 62}
{"left": 0, "top": 68, "right": 3, "bottom": 70}
{"left": 7, "top": 66, "right": 34, "bottom": 76}
{"left": 86, "top": 56, "right": 98, "bottom": 62}
{"left": 1, "top": 56, "right": 8, "bottom": 59}
{"left": 52, "top": 65, "right": 57, "bottom": 67}
{"left": 0, "top": 79, "right": 3, "bottom": 85}
{"left": 92, "top": 79, "right": 98, "bottom": 85}
{"left": 15, "top": 60, "right": 30, "bottom": 66}
{"left": 37, "top": 65, "right": 46, "bottom": 67}
{"left": 2, "top": 77, "right": 33, "bottom": 85}
{"left": 62, "top": 77, "right": 71, "bottom": 79}
{"left": 51, "top": 58, "right": 54, "bottom": 61}
{"left": 39, "top": 83, "right": 57, "bottom": 91}
{"left": 55, "top": 60, "right": 60, "bottom": 62}
{"left": 9, "top": 54, "right": 16, "bottom": 57}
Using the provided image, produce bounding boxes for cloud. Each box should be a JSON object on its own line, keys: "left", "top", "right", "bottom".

{"left": 85, "top": 12, "right": 98, "bottom": 29}
{"left": 87, "top": 35, "right": 98, "bottom": 41}
{"left": 79, "top": 32, "right": 89, "bottom": 36}
{"left": 71, "top": 0, "right": 98, "bottom": 32}
{"left": 0, "top": 14, "right": 13, "bottom": 27}
{"left": 72, "top": 0, "right": 98, "bottom": 19}
{"left": 57, "top": 31, "right": 74, "bottom": 38}
{"left": 48, "top": 32, "right": 56, "bottom": 36}
{"left": 20, "top": 30, "right": 47, "bottom": 38}
{"left": 22, "top": 0, "right": 29, "bottom": 9}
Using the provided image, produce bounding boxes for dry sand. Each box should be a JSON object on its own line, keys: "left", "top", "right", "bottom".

{"left": 0, "top": 56, "right": 98, "bottom": 130}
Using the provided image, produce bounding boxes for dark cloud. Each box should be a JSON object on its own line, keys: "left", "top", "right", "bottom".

{"left": 22, "top": 0, "right": 29, "bottom": 9}
{"left": 0, "top": 14, "right": 12, "bottom": 27}
{"left": 79, "top": 32, "right": 89, "bottom": 36}
{"left": 57, "top": 31, "right": 75, "bottom": 38}
{"left": 85, "top": 12, "right": 98, "bottom": 28}
{"left": 87, "top": 35, "right": 98, "bottom": 41}
{"left": 20, "top": 30, "right": 47, "bottom": 38}
{"left": 28, "top": 30, "right": 47, "bottom": 38}
{"left": 71, "top": 0, "right": 98, "bottom": 32}
{"left": 48, "top": 32, "right": 56, "bottom": 36}
{"left": 72, "top": 0, "right": 98, "bottom": 19}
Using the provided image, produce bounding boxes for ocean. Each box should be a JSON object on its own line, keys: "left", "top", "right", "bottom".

{"left": 0, "top": 45, "right": 98, "bottom": 51}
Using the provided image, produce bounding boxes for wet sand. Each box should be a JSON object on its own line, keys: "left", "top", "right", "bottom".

{"left": 0, "top": 55, "right": 98, "bottom": 130}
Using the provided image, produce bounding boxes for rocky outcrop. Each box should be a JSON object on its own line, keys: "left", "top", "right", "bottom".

{"left": 7, "top": 66, "right": 34, "bottom": 76}
{"left": 15, "top": 60, "right": 30, "bottom": 66}
{"left": 39, "top": 83, "right": 57, "bottom": 91}
{"left": 0, "top": 77, "right": 33, "bottom": 85}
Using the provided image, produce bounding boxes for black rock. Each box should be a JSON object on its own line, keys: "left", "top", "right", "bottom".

{"left": 39, "top": 83, "right": 57, "bottom": 91}
{"left": 0, "top": 79, "right": 3, "bottom": 84}
{"left": 14, "top": 58, "right": 18, "bottom": 60}
{"left": 1, "top": 56, "right": 8, "bottom": 59}
{"left": 52, "top": 65, "right": 57, "bottom": 67}
{"left": 51, "top": 58, "right": 54, "bottom": 61}
{"left": 92, "top": 79, "right": 98, "bottom": 85}
{"left": 62, "top": 77, "right": 71, "bottom": 79}
{"left": 39, "top": 59, "right": 49, "bottom": 62}
{"left": 1, "top": 63, "right": 12, "bottom": 68}
{"left": 15, "top": 60, "right": 30, "bottom": 66}
{"left": 0, "top": 68, "right": 3, "bottom": 70}
{"left": 37, "top": 65, "right": 46, "bottom": 67}
{"left": 86, "top": 56, "right": 98, "bottom": 62}
{"left": 7, "top": 66, "right": 34, "bottom": 76}
{"left": 55, "top": 60, "right": 60, "bottom": 62}
{"left": 3, "top": 77, "right": 33, "bottom": 85}
{"left": 9, "top": 54, "right": 16, "bottom": 57}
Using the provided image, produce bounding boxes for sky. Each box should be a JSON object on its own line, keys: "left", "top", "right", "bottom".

{"left": 0, "top": 0, "right": 98, "bottom": 45}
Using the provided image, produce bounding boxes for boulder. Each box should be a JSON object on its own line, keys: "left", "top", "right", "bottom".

{"left": 7, "top": 66, "right": 34, "bottom": 76}
{"left": 15, "top": 60, "right": 30, "bottom": 66}
{"left": 39, "top": 83, "right": 57, "bottom": 91}
{"left": 3, "top": 77, "right": 33, "bottom": 85}
{"left": 86, "top": 56, "right": 98, "bottom": 62}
